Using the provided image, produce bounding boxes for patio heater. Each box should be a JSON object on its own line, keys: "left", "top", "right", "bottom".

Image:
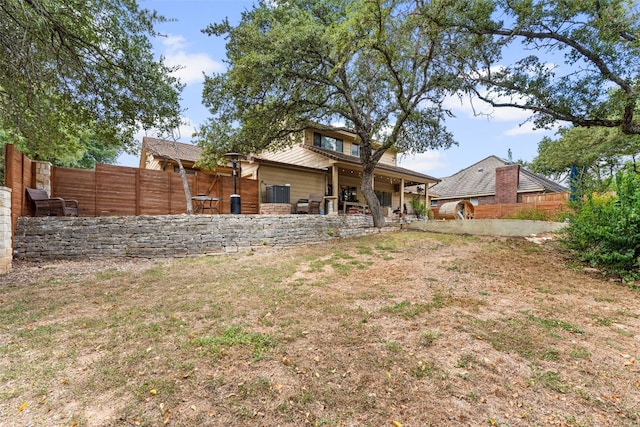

{"left": 224, "top": 152, "right": 242, "bottom": 214}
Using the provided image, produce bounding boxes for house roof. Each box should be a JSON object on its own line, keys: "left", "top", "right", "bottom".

{"left": 430, "top": 155, "right": 566, "bottom": 199}
{"left": 140, "top": 135, "right": 438, "bottom": 184}
{"left": 142, "top": 137, "right": 202, "bottom": 163}
{"left": 303, "top": 145, "right": 440, "bottom": 183}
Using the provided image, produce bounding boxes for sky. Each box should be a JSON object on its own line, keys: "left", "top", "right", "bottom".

{"left": 121, "top": 0, "right": 560, "bottom": 179}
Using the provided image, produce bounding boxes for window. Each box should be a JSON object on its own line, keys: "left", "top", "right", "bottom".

{"left": 340, "top": 186, "right": 358, "bottom": 202}
{"left": 313, "top": 132, "right": 343, "bottom": 153}
{"left": 374, "top": 190, "right": 392, "bottom": 207}
{"left": 351, "top": 143, "right": 360, "bottom": 157}
{"left": 174, "top": 166, "right": 196, "bottom": 175}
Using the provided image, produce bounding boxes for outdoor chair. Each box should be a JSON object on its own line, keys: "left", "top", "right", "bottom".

{"left": 26, "top": 188, "right": 79, "bottom": 217}
{"left": 295, "top": 193, "right": 324, "bottom": 214}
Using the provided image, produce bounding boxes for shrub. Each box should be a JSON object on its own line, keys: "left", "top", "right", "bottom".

{"left": 508, "top": 207, "right": 550, "bottom": 221}
{"left": 561, "top": 171, "right": 640, "bottom": 282}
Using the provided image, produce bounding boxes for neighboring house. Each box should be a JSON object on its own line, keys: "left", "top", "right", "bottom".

{"left": 429, "top": 155, "right": 567, "bottom": 208}
{"left": 140, "top": 126, "right": 440, "bottom": 215}
{"left": 140, "top": 137, "right": 205, "bottom": 174}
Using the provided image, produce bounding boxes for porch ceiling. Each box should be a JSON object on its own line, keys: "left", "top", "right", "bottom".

{"left": 305, "top": 145, "right": 440, "bottom": 185}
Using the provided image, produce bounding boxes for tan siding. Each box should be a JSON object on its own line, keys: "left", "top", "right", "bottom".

{"left": 259, "top": 165, "right": 326, "bottom": 204}
{"left": 379, "top": 151, "right": 396, "bottom": 165}
{"left": 259, "top": 145, "right": 334, "bottom": 169}
{"left": 144, "top": 154, "right": 163, "bottom": 171}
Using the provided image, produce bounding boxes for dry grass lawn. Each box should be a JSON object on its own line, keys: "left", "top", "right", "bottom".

{"left": 1, "top": 231, "right": 639, "bottom": 426}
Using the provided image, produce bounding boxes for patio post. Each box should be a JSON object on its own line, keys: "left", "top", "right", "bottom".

{"left": 225, "top": 152, "right": 242, "bottom": 214}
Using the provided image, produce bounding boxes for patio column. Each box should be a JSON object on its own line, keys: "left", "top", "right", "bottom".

{"left": 400, "top": 178, "right": 405, "bottom": 213}
{"left": 424, "top": 181, "right": 429, "bottom": 218}
{"left": 331, "top": 165, "right": 338, "bottom": 213}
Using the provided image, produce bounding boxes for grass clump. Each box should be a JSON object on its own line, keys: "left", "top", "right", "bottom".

{"left": 193, "top": 325, "right": 276, "bottom": 361}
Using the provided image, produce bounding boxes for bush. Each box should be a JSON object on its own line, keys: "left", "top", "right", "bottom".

{"left": 562, "top": 171, "right": 640, "bottom": 282}
{"left": 508, "top": 207, "right": 551, "bottom": 221}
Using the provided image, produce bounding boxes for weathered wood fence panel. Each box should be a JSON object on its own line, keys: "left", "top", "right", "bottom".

{"left": 52, "top": 167, "right": 96, "bottom": 217}
{"left": 473, "top": 200, "right": 569, "bottom": 219}
{"left": 521, "top": 192, "right": 569, "bottom": 203}
{"left": 5, "top": 144, "right": 261, "bottom": 232}
{"left": 139, "top": 169, "right": 172, "bottom": 215}
{"left": 4, "top": 145, "right": 32, "bottom": 236}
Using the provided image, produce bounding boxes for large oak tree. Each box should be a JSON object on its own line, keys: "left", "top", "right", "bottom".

{"left": 197, "top": 0, "right": 470, "bottom": 227}
{"left": 0, "top": 0, "right": 183, "bottom": 164}
{"left": 422, "top": 0, "right": 640, "bottom": 135}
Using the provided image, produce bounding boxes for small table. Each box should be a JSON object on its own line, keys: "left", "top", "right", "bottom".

{"left": 192, "top": 196, "right": 220, "bottom": 214}
{"left": 342, "top": 201, "right": 369, "bottom": 214}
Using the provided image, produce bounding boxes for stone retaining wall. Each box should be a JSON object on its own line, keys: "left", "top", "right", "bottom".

{"left": 13, "top": 214, "right": 384, "bottom": 260}
{"left": 259, "top": 203, "right": 293, "bottom": 215}
{"left": 0, "top": 187, "right": 12, "bottom": 273}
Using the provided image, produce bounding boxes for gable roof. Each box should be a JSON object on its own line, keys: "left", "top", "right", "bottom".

{"left": 430, "top": 155, "right": 566, "bottom": 199}
{"left": 142, "top": 137, "right": 202, "bottom": 163}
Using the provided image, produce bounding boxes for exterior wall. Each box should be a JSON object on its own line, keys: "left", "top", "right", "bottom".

{"left": 495, "top": 164, "right": 520, "bottom": 204}
{"left": 0, "top": 187, "right": 12, "bottom": 274}
{"left": 406, "top": 219, "right": 567, "bottom": 237}
{"left": 13, "top": 214, "right": 388, "bottom": 260}
{"left": 259, "top": 165, "right": 327, "bottom": 204}
{"left": 303, "top": 128, "right": 397, "bottom": 166}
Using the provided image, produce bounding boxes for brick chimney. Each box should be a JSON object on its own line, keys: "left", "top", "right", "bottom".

{"left": 495, "top": 164, "right": 520, "bottom": 204}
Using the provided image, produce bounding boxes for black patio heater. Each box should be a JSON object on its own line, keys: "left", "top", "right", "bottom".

{"left": 224, "top": 152, "right": 242, "bottom": 214}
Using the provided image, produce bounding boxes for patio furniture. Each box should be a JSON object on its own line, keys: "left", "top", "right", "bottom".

{"left": 192, "top": 195, "right": 220, "bottom": 214}
{"left": 26, "top": 188, "right": 79, "bottom": 216}
{"left": 295, "top": 193, "right": 324, "bottom": 214}
{"left": 342, "top": 201, "right": 369, "bottom": 214}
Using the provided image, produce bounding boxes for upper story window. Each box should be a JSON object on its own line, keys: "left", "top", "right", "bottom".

{"left": 313, "top": 132, "right": 343, "bottom": 153}
{"left": 351, "top": 143, "right": 360, "bottom": 157}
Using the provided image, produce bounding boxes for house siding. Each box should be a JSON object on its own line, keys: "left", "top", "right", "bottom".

{"left": 258, "top": 165, "right": 327, "bottom": 204}
{"left": 303, "top": 128, "right": 397, "bottom": 166}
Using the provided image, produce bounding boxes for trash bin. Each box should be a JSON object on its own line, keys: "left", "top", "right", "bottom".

{"left": 230, "top": 194, "right": 241, "bottom": 214}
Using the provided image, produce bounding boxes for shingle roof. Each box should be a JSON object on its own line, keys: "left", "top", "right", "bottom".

{"left": 142, "top": 137, "right": 202, "bottom": 162}
{"left": 304, "top": 145, "right": 440, "bottom": 183}
{"left": 430, "top": 155, "right": 566, "bottom": 199}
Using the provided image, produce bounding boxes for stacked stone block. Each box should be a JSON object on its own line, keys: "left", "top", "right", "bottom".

{"left": 0, "top": 187, "right": 12, "bottom": 273}
{"left": 13, "top": 214, "right": 386, "bottom": 260}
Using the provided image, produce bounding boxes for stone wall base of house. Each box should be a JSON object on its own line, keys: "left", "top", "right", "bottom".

{"left": 259, "top": 203, "right": 293, "bottom": 215}
{"left": 13, "top": 214, "right": 390, "bottom": 260}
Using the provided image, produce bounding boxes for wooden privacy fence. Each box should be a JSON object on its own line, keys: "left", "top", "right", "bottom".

{"left": 431, "top": 193, "right": 570, "bottom": 220}
{"left": 473, "top": 200, "right": 569, "bottom": 219}
{"left": 5, "top": 144, "right": 259, "bottom": 238}
{"left": 51, "top": 164, "right": 259, "bottom": 217}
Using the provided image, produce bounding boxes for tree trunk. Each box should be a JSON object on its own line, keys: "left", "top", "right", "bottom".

{"left": 176, "top": 158, "right": 194, "bottom": 215}
{"left": 361, "top": 167, "right": 385, "bottom": 228}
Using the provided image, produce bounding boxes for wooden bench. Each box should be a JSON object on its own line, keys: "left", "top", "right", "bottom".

{"left": 26, "top": 188, "right": 79, "bottom": 216}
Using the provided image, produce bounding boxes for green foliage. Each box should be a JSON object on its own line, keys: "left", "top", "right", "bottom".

{"left": 424, "top": 0, "right": 640, "bottom": 135}
{"left": 530, "top": 126, "right": 640, "bottom": 193}
{"left": 562, "top": 170, "right": 640, "bottom": 281}
{"left": 410, "top": 197, "right": 428, "bottom": 218}
{"left": 193, "top": 325, "right": 276, "bottom": 361}
{"left": 0, "top": 0, "right": 182, "bottom": 163}
{"left": 197, "top": 0, "right": 471, "bottom": 226}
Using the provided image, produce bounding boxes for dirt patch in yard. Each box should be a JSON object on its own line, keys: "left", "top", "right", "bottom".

{"left": 0, "top": 231, "right": 638, "bottom": 426}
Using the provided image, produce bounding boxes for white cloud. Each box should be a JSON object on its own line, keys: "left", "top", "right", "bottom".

{"left": 160, "top": 34, "right": 224, "bottom": 85}
{"left": 504, "top": 120, "right": 560, "bottom": 137}
{"left": 444, "top": 92, "right": 532, "bottom": 123}
{"left": 397, "top": 151, "right": 451, "bottom": 177}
